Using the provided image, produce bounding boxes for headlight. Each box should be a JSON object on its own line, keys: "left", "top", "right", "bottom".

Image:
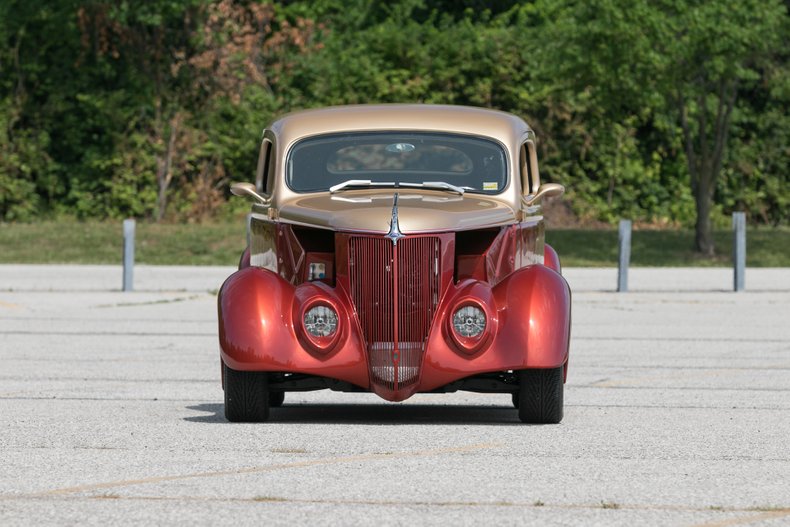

{"left": 303, "top": 305, "right": 338, "bottom": 338}
{"left": 452, "top": 305, "right": 486, "bottom": 338}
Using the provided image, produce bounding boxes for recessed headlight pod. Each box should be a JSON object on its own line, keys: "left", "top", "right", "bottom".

{"left": 298, "top": 299, "right": 343, "bottom": 354}
{"left": 448, "top": 300, "right": 493, "bottom": 354}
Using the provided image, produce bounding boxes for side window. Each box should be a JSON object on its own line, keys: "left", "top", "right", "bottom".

{"left": 265, "top": 142, "right": 276, "bottom": 196}
{"left": 256, "top": 139, "right": 273, "bottom": 194}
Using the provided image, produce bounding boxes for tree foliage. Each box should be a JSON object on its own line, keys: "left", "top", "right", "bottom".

{"left": 1, "top": 0, "right": 788, "bottom": 244}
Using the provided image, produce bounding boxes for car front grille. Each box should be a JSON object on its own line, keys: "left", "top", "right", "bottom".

{"left": 348, "top": 236, "right": 441, "bottom": 391}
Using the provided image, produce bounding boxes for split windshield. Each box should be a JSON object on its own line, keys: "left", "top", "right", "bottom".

{"left": 287, "top": 132, "right": 507, "bottom": 194}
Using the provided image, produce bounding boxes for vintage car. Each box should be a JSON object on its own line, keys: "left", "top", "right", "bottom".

{"left": 220, "top": 104, "right": 571, "bottom": 423}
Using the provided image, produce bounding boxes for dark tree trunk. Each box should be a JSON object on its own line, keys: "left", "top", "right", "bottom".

{"left": 677, "top": 80, "right": 737, "bottom": 257}
{"left": 155, "top": 112, "right": 180, "bottom": 222}
{"left": 694, "top": 176, "right": 715, "bottom": 256}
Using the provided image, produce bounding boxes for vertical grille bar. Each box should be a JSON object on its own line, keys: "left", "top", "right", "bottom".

{"left": 349, "top": 236, "right": 441, "bottom": 392}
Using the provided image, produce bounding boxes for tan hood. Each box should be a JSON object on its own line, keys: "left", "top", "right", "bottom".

{"left": 276, "top": 189, "right": 517, "bottom": 233}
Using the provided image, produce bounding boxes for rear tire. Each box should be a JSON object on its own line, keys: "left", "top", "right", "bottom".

{"left": 224, "top": 364, "right": 270, "bottom": 422}
{"left": 518, "top": 367, "right": 564, "bottom": 424}
{"left": 511, "top": 392, "right": 519, "bottom": 408}
{"left": 269, "top": 391, "right": 285, "bottom": 407}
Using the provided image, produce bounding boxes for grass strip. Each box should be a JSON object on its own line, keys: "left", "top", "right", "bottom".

{"left": 548, "top": 228, "right": 790, "bottom": 267}
{"left": 1, "top": 221, "right": 788, "bottom": 267}
{"left": 0, "top": 221, "right": 245, "bottom": 266}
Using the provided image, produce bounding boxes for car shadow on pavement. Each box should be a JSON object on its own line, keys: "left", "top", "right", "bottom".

{"left": 185, "top": 403, "right": 523, "bottom": 425}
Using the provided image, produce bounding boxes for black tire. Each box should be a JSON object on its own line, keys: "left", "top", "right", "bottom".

{"left": 517, "top": 367, "right": 564, "bottom": 424}
{"left": 224, "top": 364, "right": 270, "bottom": 422}
{"left": 269, "top": 391, "right": 285, "bottom": 407}
{"left": 512, "top": 392, "right": 519, "bottom": 408}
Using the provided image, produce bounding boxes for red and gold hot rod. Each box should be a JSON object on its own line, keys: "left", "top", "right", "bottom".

{"left": 219, "top": 104, "right": 570, "bottom": 423}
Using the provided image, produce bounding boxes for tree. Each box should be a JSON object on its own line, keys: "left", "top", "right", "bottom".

{"left": 0, "top": 0, "right": 78, "bottom": 220}
{"left": 664, "top": 0, "right": 785, "bottom": 254}
{"left": 2, "top": 0, "right": 787, "bottom": 229}
{"left": 536, "top": 0, "right": 786, "bottom": 254}
{"left": 76, "top": 1, "right": 208, "bottom": 221}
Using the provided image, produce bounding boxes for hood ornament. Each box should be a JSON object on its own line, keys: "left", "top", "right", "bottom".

{"left": 386, "top": 193, "right": 405, "bottom": 246}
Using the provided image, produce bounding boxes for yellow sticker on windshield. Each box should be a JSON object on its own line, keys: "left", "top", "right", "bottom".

{"left": 483, "top": 182, "right": 497, "bottom": 191}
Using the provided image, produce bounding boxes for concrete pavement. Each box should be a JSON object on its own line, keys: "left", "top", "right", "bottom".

{"left": 0, "top": 265, "right": 789, "bottom": 525}
{"left": 2, "top": 264, "right": 788, "bottom": 293}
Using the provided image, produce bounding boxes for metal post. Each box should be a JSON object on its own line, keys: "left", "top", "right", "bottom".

{"left": 123, "top": 218, "right": 135, "bottom": 292}
{"left": 617, "top": 219, "right": 632, "bottom": 292}
{"left": 733, "top": 212, "right": 746, "bottom": 292}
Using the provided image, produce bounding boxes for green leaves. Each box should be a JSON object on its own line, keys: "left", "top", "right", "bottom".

{"left": 0, "top": 0, "right": 787, "bottom": 228}
{"left": 527, "top": 0, "right": 788, "bottom": 238}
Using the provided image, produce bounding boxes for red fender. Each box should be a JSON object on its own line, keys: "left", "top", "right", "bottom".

{"left": 544, "top": 243, "right": 561, "bottom": 274}
{"left": 492, "top": 264, "right": 570, "bottom": 369}
{"left": 420, "top": 264, "right": 571, "bottom": 390}
{"left": 218, "top": 267, "right": 369, "bottom": 388}
{"left": 238, "top": 247, "right": 250, "bottom": 269}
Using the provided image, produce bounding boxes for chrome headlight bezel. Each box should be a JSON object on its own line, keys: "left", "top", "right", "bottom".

{"left": 448, "top": 299, "right": 494, "bottom": 355}
{"left": 297, "top": 298, "right": 344, "bottom": 354}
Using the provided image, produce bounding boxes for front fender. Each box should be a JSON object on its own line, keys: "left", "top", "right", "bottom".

{"left": 420, "top": 264, "right": 571, "bottom": 390}
{"left": 218, "top": 267, "right": 369, "bottom": 388}
{"left": 492, "top": 264, "right": 571, "bottom": 369}
{"left": 544, "top": 243, "right": 561, "bottom": 274}
{"left": 238, "top": 247, "right": 250, "bottom": 269}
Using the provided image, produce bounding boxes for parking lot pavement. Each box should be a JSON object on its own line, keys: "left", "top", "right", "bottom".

{"left": 1, "top": 266, "right": 789, "bottom": 526}
{"left": 0, "top": 264, "right": 236, "bottom": 292}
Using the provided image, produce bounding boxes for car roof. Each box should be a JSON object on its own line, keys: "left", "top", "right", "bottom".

{"left": 268, "top": 104, "right": 532, "bottom": 148}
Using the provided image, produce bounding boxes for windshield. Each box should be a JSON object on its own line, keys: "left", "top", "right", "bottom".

{"left": 287, "top": 132, "right": 507, "bottom": 193}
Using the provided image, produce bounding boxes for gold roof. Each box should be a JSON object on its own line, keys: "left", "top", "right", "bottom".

{"left": 269, "top": 104, "right": 532, "bottom": 149}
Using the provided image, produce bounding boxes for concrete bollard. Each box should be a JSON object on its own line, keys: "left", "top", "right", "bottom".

{"left": 733, "top": 212, "right": 746, "bottom": 292}
{"left": 123, "top": 219, "right": 135, "bottom": 292}
{"left": 617, "top": 219, "right": 632, "bottom": 292}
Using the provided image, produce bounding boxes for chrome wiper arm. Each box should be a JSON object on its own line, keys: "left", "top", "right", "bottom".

{"left": 329, "top": 179, "right": 371, "bottom": 193}
{"left": 399, "top": 181, "right": 467, "bottom": 195}
{"left": 330, "top": 179, "right": 469, "bottom": 195}
{"left": 329, "top": 179, "right": 398, "bottom": 193}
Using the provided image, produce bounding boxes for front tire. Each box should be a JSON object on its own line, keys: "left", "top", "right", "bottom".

{"left": 518, "top": 367, "right": 564, "bottom": 424}
{"left": 224, "top": 364, "right": 270, "bottom": 422}
{"left": 269, "top": 391, "right": 285, "bottom": 407}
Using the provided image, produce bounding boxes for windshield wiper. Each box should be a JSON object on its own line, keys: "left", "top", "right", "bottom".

{"left": 399, "top": 181, "right": 469, "bottom": 195}
{"left": 329, "top": 179, "right": 470, "bottom": 195}
{"left": 329, "top": 180, "right": 397, "bottom": 193}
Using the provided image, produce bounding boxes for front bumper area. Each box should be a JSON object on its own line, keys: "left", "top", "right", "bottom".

{"left": 218, "top": 265, "right": 570, "bottom": 402}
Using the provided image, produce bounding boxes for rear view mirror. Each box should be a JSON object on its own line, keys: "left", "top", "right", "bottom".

{"left": 230, "top": 182, "right": 270, "bottom": 205}
{"left": 522, "top": 183, "right": 565, "bottom": 207}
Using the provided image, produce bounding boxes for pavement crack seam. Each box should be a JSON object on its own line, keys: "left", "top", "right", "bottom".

{"left": 20, "top": 441, "right": 501, "bottom": 498}
{"left": 690, "top": 509, "right": 790, "bottom": 527}
{"left": 93, "top": 294, "right": 204, "bottom": 308}
{"left": 8, "top": 494, "right": 790, "bottom": 518}
{"left": 0, "top": 331, "right": 215, "bottom": 337}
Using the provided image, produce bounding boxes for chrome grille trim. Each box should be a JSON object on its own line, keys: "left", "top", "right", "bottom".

{"left": 349, "top": 236, "right": 441, "bottom": 391}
